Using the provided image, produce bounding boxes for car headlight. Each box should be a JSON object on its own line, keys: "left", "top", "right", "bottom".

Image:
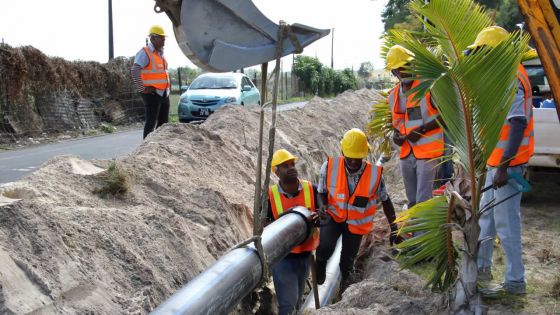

{"left": 224, "top": 97, "right": 237, "bottom": 104}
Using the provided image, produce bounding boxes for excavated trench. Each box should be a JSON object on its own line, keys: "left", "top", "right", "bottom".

{"left": 0, "top": 89, "right": 444, "bottom": 314}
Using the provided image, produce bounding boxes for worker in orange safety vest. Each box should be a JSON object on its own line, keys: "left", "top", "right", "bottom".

{"left": 386, "top": 45, "right": 445, "bottom": 208}
{"left": 266, "top": 149, "right": 319, "bottom": 315}
{"left": 468, "top": 26, "right": 534, "bottom": 296}
{"left": 131, "top": 25, "right": 171, "bottom": 139}
{"left": 314, "top": 129, "right": 402, "bottom": 290}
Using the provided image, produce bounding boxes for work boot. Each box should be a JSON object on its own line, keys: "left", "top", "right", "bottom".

{"left": 481, "top": 282, "right": 527, "bottom": 298}
{"left": 477, "top": 267, "right": 493, "bottom": 283}
{"left": 316, "top": 260, "right": 327, "bottom": 285}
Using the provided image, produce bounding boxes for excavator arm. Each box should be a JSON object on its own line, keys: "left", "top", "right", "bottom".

{"left": 153, "top": 0, "right": 329, "bottom": 72}
{"left": 518, "top": 0, "right": 560, "bottom": 120}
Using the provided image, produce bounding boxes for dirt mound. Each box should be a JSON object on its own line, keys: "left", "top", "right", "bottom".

{"left": 0, "top": 44, "right": 143, "bottom": 138}
{"left": 0, "top": 89, "right": 395, "bottom": 314}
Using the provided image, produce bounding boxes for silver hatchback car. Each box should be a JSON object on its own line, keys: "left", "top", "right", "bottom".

{"left": 178, "top": 73, "right": 260, "bottom": 122}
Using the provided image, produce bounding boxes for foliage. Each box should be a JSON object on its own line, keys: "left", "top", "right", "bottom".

{"left": 357, "top": 62, "right": 374, "bottom": 79}
{"left": 382, "top": 0, "right": 415, "bottom": 31}
{"left": 384, "top": 0, "right": 529, "bottom": 307}
{"left": 93, "top": 161, "right": 135, "bottom": 198}
{"left": 381, "top": 0, "right": 523, "bottom": 32}
{"left": 366, "top": 93, "right": 394, "bottom": 157}
{"left": 395, "top": 196, "right": 458, "bottom": 292}
{"left": 495, "top": 0, "right": 522, "bottom": 31}
{"left": 100, "top": 123, "right": 116, "bottom": 134}
{"left": 292, "top": 56, "right": 358, "bottom": 96}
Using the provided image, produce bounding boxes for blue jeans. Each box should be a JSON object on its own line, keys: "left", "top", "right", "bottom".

{"left": 272, "top": 253, "right": 310, "bottom": 315}
{"left": 477, "top": 165, "right": 526, "bottom": 285}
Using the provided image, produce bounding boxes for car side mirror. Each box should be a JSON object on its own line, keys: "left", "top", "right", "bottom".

{"left": 242, "top": 85, "right": 252, "bottom": 92}
{"left": 181, "top": 85, "right": 189, "bottom": 93}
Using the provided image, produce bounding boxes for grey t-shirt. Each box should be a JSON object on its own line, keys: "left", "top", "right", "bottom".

{"left": 317, "top": 160, "right": 389, "bottom": 201}
{"left": 508, "top": 80, "right": 527, "bottom": 120}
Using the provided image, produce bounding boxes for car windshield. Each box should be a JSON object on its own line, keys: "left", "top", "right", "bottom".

{"left": 525, "top": 66, "right": 546, "bottom": 86}
{"left": 189, "top": 76, "right": 238, "bottom": 89}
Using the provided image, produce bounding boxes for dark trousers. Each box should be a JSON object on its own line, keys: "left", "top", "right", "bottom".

{"left": 315, "top": 216, "right": 363, "bottom": 282}
{"left": 141, "top": 92, "right": 170, "bottom": 139}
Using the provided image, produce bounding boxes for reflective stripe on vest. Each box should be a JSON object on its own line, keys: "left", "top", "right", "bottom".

{"left": 487, "top": 64, "right": 535, "bottom": 167}
{"left": 326, "top": 156, "right": 383, "bottom": 235}
{"left": 389, "top": 81, "right": 444, "bottom": 159}
{"left": 140, "top": 47, "right": 170, "bottom": 90}
{"left": 268, "top": 180, "right": 319, "bottom": 253}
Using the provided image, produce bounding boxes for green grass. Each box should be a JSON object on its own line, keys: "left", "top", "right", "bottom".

{"left": 169, "top": 94, "right": 180, "bottom": 122}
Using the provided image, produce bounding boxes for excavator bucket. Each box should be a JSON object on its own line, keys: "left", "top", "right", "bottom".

{"left": 155, "top": 0, "right": 330, "bottom": 72}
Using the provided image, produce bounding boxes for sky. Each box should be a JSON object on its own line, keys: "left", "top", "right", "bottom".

{"left": 0, "top": 0, "right": 389, "bottom": 71}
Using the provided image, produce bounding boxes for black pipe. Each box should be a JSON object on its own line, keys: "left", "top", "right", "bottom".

{"left": 151, "top": 206, "right": 313, "bottom": 315}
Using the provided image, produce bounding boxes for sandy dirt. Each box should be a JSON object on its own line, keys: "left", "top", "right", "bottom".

{"left": 0, "top": 89, "right": 387, "bottom": 314}
{"left": 1, "top": 87, "right": 557, "bottom": 314}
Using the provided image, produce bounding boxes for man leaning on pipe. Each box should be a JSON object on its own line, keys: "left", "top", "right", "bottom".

{"left": 265, "top": 149, "right": 320, "bottom": 315}
{"left": 315, "top": 128, "right": 403, "bottom": 290}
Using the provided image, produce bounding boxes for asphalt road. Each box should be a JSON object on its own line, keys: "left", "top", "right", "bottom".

{"left": 0, "top": 129, "right": 143, "bottom": 185}
{"left": 0, "top": 101, "right": 309, "bottom": 185}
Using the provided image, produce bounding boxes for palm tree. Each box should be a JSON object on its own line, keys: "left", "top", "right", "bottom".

{"left": 376, "top": 0, "right": 528, "bottom": 313}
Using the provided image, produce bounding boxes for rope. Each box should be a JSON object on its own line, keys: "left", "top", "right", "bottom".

{"left": 241, "top": 21, "right": 291, "bottom": 290}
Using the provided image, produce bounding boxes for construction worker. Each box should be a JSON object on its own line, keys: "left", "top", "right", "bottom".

{"left": 266, "top": 149, "right": 319, "bottom": 315}
{"left": 467, "top": 26, "right": 534, "bottom": 295}
{"left": 131, "top": 25, "right": 171, "bottom": 139}
{"left": 386, "top": 45, "right": 445, "bottom": 208}
{"left": 315, "top": 128, "right": 402, "bottom": 289}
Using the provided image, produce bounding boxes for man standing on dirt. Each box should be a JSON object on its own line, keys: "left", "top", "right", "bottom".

{"left": 315, "top": 128, "right": 402, "bottom": 289}
{"left": 467, "top": 26, "right": 534, "bottom": 295}
{"left": 266, "top": 149, "right": 319, "bottom": 315}
{"left": 131, "top": 25, "right": 171, "bottom": 139}
{"left": 386, "top": 45, "right": 445, "bottom": 209}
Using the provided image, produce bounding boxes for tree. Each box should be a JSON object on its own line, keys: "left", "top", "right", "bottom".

{"left": 357, "top": 62, "right": 374, "bottom": 79}
{"left": 381, "top": 0, "right": 528, "bottom": 313}
{"left": 293, "top": 55, "right": 323, "bottom": 95}
{"left": 381, "top": 0, "right": 413, "bottom": 31}
{"left": 495, "top": 0, "right": 522, "bottom": 31}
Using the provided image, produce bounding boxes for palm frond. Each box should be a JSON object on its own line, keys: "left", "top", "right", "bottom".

{"left": 367, "top": 92, "right": 393, "bottom": 157}
{"left": 410, "top": 0, "right": 492, "bottom": 63}
{"left": 395, "top": 196, "right": 458, "bottom": 292}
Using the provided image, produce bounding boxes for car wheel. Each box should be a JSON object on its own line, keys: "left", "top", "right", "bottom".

{"left": 179, "top": 118, "right": 191, "bottom": 123}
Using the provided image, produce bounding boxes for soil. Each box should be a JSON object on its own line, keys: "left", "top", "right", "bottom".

{"left": 0, "top": 89, "right": 387, "bottom": 314}
{"left": 0, "top": 86, "right": 558, "bottom": 314}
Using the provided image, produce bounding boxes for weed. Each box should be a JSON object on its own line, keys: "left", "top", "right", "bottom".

{"left": 100, "top": 123, "right": 117, "bottom": 134}
{"left": 93, "top": 161, "right": 134, "bottom": 198}
{"left": 550, "top": 276, "right": 560, "bottom": 299}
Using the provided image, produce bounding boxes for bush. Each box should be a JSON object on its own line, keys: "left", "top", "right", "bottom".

{"left": 93, "top": 161, "right": 134, "bottom": 198}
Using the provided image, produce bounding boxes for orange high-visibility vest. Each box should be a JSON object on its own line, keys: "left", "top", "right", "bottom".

{"left": 269, "top": 180, "right": 319, "bottom": 253}
{"left": 487, "top": 65, "right": 534, "bottom": 167}
{"left": 389, "top": 81, "right": 444, "bottom": 159}
{"left": 140, "top": 47, "right": 170, "bottom": 90}
{"left": 326, "top": 156, "right": 383, "bottom": 235}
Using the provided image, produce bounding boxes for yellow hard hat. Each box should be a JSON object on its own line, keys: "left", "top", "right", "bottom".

{"left": 386, "top": 45, "right": 414, "bottom": 70}
{"left": 271, "top": 149, "right": 298, "bottom": 171}
{"left": 148, "top": 25, "right": 167, "bottom": 36}
{"left": 467, "top": 26, "right": 508, "bottom": 49}
{"left": 340, "top": 128, "right": 369, "bottom": 159}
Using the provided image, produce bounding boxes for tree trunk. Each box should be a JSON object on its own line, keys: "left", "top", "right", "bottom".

{"left": 453, "top": 216, "right": 484, "bottom": 314}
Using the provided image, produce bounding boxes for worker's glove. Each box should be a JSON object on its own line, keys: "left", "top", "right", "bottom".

{"left": 389, "top": 223, "right": 404, "bottom": 246}
{"left": 406, "top": 127, "right": 424, "bottom": 143}
{"left": 492, "top": 166, "right": 509, "bottom": 189}
{"left": 310, "top": 211, "right": 320, "bottom": 227}
{"left": 392, "top": 130, "right": 406, "bottom": 146}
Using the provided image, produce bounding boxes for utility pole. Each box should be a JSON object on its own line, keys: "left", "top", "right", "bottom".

{"left": 108, "top": 0, "right": 114, "bottom": 60}
{"left": 331, "top": 28, "right": 334, "bottom": 69}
